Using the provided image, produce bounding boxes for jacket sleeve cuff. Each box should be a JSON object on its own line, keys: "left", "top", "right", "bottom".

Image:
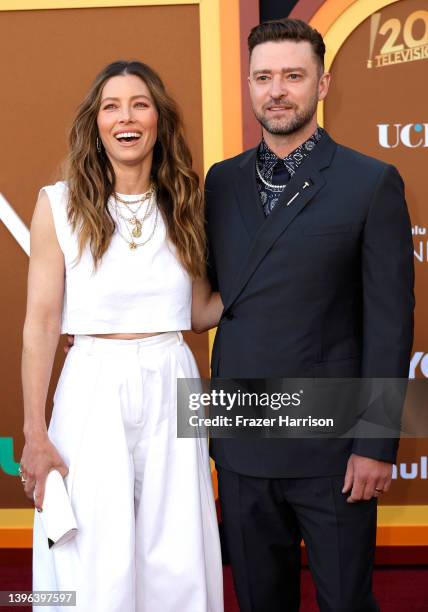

{"left": 351, "top": 437, "right": 399, "bottom": 464}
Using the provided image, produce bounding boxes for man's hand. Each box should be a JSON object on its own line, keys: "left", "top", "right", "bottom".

{"left": 342, "top": 453, "right": 393, "bottom": 503}
{"left": 64, "top": 335, "right": 74, "bottom": 354}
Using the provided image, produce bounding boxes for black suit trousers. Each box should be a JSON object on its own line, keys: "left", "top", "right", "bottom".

{"left": 218, "top": 467, "right": 380, "bottom": 612}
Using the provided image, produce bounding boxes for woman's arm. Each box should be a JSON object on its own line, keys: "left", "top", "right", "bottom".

{"left": 191, "top": 274, "right": 223, "bottom": 334}
{"left": 20, "top": 190, "right": 68, "bottom": 511}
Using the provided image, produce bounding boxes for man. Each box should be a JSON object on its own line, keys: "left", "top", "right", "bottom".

{"left": 205, "top": 19, "right": 414, "bottom": 612}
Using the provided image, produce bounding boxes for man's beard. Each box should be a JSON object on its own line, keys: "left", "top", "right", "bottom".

{"left": 254, "top": 94, "right": 318, "bottom": 136}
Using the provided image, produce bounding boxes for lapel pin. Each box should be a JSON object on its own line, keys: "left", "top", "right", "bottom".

{"left": 285, "top": 192, "right": 300, "bottom": 207}
{"left": 285, "top": 180, "right": 313, "bottom": 206}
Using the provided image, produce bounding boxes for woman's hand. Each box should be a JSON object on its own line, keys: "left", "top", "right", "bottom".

{"left": 19, "top": 433, "right": 68, "bottom": 512}
{"left": 192, "top": 275, "right": 224, "bottom": 333}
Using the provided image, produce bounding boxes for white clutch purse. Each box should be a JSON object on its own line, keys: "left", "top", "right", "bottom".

{"left": 35, "top": 469, "right": 78, "bottom": 548}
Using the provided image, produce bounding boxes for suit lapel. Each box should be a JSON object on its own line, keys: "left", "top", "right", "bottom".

{"left": 234, "top": 148, "right": 266, "bottom": 239}
{"left": 223, "top": 134, "right": 337, "bottom": 312}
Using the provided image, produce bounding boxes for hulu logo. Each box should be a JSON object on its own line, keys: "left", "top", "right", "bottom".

{"left": 0, "top": 437, "right": 20, "bottom": 476}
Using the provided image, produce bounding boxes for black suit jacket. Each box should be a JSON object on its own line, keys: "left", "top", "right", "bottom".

{"left": 205, "top": 133, "right": 414, "bottom": 478}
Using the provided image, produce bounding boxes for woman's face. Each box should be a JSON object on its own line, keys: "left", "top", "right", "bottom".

{"left": 97, "top": 74, "right": 158, "bottom": 168}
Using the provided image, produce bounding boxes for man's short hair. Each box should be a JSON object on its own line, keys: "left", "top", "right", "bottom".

{"left": 248, "top": 18, "right": 325, "bottom": 72}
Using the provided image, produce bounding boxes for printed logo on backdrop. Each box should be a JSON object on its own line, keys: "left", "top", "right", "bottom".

{"left": 375, "top": 120, "right": 427, "bottom": 265}
{"left": 412, "top": 226, "right": 428, "bottom": 263}
{"left": 377, "top": 123, "right": 428, "bottom": 148}
{"left": 367, "top": 9, "right": 428, "bottom": 69}
{"left": 0, "top": 193, "right": 30, "bottom": 255}
{"left": 409, "top": 352, "right": 428, "bottom": 378}
{"left": 392, "top": 456, "right": 427, "bottom": 479}
{"left": 0, "top": 437, "right": 20, "bottom": 476}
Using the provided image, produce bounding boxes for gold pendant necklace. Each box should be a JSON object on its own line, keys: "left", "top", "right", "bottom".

{"left": 112, "top": 189, "right": 158, "bottom": 250}
{"left": 126, "top": 207, "right": 158, "bottom": 249}
{"left": 132, "top": 218, "right": 142, "bottom": 238}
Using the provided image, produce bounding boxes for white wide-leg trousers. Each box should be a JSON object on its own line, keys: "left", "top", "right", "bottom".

{"left": 33, "top": 332, "right": 223, "bottom": 612}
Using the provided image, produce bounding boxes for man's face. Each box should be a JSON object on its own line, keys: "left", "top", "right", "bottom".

{"left": 248, "top": 40, "right": 329, "bottom": 136}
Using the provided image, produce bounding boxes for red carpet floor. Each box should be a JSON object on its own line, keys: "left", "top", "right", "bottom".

{"left": 1, "top": 550, "right": 427, "bottom": 611}
{"left": 224, "top": 565, "right": 428, "bottom": 611}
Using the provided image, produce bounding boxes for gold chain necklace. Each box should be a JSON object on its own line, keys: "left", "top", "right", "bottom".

{"left": 112, "top": 191, "right": 159, "bottom": 249}
{"left": 114, "top": 200, "right": 146, "bottom": 228}
{"left": 114, "top": 198, "right": 155, "bottom": 239}
{"left": 114, "top": 185, "right": 154, "bottom": 208}
{"left": 118, "top": 206, "right": 159, "bottom": 250}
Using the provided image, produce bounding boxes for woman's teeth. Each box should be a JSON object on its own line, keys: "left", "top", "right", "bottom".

{"left": 115, "top": 132, "right": 141, "bottom": 142}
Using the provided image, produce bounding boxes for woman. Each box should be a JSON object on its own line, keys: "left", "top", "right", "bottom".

{"left": 20, "top": 60, "right": 223, "bottom": 612}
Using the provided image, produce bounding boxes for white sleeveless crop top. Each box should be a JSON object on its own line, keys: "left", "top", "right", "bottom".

{"left": 42, "top": 181, "right": 192, "bottom": 334}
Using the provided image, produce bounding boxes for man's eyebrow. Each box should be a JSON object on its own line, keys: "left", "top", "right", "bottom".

{"left": 252, "top": 67, "right": 308, "bottom": 76}
{"left": 100, "top": 94, "right": 151, "bottom": 102}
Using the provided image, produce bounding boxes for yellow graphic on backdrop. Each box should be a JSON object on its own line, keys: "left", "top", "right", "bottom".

{"left": 367, "top": 9, "right": 428, "bottom": 68}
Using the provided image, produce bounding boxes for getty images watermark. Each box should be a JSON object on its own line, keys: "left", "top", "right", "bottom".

{"left": 177, "top": 378, "right": 428, "bottom": 439}
{"left": 187, "top": 388, "right": 334, "bottom": 430}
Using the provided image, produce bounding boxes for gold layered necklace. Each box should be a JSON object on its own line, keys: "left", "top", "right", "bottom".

{"left": 112, "top": 185, "right": 158, "bottom": 250}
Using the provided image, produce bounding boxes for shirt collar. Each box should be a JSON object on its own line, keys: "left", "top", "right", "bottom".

{"left": 257, "top": 126, "right": 325, "bottom": 182}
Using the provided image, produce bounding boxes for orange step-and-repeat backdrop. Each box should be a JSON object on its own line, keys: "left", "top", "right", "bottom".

{"left": 1, "top": 0, "right": 427, "bottom": 544}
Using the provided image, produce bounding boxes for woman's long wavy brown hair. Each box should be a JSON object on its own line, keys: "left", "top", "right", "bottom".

{"left": 64, "top": 60, "right": 205, "bottom": 277}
